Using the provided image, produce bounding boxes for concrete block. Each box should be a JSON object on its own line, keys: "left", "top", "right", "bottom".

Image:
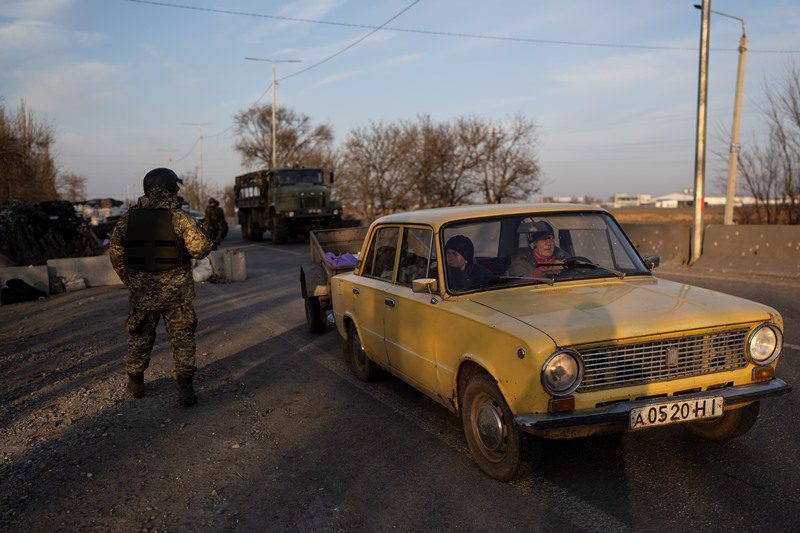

{"left": 206, "top": 248, "right": 247, "bottom": 282}
{"left": 692, "top": 225, "right": 800, "bottom": 279}
{"left": 621, "top": 223, "right": 691, "bottom": 266}
{"left": 47, "top": 256, "right": 122, "bottom": 287}
{"left": 0, "top": 265, "right": 50, "bottom": 294}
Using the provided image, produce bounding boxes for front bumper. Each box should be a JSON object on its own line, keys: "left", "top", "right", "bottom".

{"left": 515, "top": 378, "right": 791, "bottom": 437}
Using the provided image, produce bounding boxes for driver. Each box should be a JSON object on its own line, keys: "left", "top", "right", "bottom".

{"left": 445, "top": 235, "right": 495, "bottom": 291}
{"left": 505, "top": 220, "right": 569, "bottom": 278}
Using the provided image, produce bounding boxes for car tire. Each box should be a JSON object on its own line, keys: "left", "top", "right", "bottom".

{"left": 344, "top": 322, "right": 382, "bottom": 382}
{"left": 682, "top": 401, "right": 760, "bottom": 441}
{"left": 305, "top": 296, "right": 326, "bottom": 334}
{"left": 272, "top": 216, "right": 289, "bottom": 244}
{"left": 461, "top": 373, "right": 540, "bottom": 481}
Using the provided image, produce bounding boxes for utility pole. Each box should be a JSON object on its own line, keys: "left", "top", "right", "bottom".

{"left": 691, "top": 0, "right": 711, "bottom": 263}
{"left": 244, "top": 57, "right": 301, "bottom": 168}
{"left": 723, "top": 17, "right": 747, "bottom": 225}
{"left": 182, "top": 122, "right": 214, "bottom": 181}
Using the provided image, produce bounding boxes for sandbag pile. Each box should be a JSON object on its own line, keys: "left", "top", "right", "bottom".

{"left": 0, "top": 200, "right": 102, "bottom": 266}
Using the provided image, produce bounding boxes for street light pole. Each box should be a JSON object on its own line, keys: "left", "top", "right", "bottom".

{"left": 724, "top": 20, "right": 747, "bottom": 225}
{"left": 691, "top": 0, "right": 711, "bottom": 263}
{"left": 182, "top": 122, "right": 214, "bottom": 180}
{"left": 244, "top": 57, "right": 302, "bottom": 169}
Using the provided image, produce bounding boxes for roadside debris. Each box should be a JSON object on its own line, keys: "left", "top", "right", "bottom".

{"left": 0, "top": 278, "right": 47, "bottom": 304}
{"left": 0, "top": 200, "right": 102, "bottom": 266}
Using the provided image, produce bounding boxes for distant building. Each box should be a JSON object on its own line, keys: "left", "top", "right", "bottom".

{"left": 540, "top": 196, "right": 587, "bottom": 204}
{"left": 611, "top": 194, "right": 652, "bottom": 208}
{"left": 653, "top": 193, "right": 693, "bottom": 208}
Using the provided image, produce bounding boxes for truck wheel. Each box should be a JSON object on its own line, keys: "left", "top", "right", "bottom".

{"left": 271, "top": 216, "right": 289, "bottom": 244}
{"left": 461, "top": 373, "right": 540, "bottom": 481}
{"left": 682, "top": 401, "right": 760, "bottom": 441}
{"left": 305, "top": 296, "right": 326, "bottom": 334}
{"left": 241, "top": 217, "right": 251, "bottom": 240}
{"left": 250, "top": 221, "right": 263, "bottom": 242}
{"left": 344, "top": 322, "right": 382, "bottom": 382}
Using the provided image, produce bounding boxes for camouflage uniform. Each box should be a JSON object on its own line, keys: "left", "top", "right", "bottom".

{"left": 109, "top": 187, "right": 213, "bottom": 379}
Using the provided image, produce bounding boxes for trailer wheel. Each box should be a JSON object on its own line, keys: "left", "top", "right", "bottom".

{"left": 305, "top": 296, "right": 326, "bottom": 334}
{"left": 272, "top": 216, "right": 289, "bottom": 244}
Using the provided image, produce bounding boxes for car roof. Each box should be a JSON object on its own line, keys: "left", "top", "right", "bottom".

{"left": 373, "top": 203, "right": 608, "bottom": 229}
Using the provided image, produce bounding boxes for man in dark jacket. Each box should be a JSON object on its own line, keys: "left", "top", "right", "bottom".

{"left": 445, "top": 235, "right": 496, "bottom": 291}
{"left": 109, "top": 168, "right": 213, "bottom": 406}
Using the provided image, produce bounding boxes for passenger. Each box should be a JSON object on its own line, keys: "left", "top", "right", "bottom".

{"left": 445, "top": 235, "right": 495, "bottom": 291}
{"left": 505, "top": 220, "right": 569, "bottom": 278}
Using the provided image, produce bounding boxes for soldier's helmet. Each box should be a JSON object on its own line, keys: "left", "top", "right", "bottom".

{"left": 143, "top": 168, "right": 182, "bottom": 194}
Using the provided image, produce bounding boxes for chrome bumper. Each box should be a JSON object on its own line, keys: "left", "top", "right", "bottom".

{"left": 515, "top": 378, "right": 791, "bottom": 432}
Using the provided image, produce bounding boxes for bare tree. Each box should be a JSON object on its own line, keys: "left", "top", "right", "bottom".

{"left": 233, "top": 105, "right": 334, "bottom": 170}
{"left": 179, "top": 167, "right": 215, "bottom": 211}
{"left": 737, "top": 63, "right": 800, "bottom": 224}
{"left": 57, "top": 172, "right": 87, "bottom": 203}
{"left": 0, "top": 100, "right": 58, "bottom": 203}
{"left": 221, "top": 185, "right": 236, "bottom": 218}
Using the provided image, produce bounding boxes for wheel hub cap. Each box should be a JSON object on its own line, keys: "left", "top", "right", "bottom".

{"left": 476, "top": 402, "right": 504, "bottom": 451}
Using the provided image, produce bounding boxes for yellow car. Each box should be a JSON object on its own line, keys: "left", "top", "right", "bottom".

{"left": 330, "top": 204, "right": 791, "bottom": 481}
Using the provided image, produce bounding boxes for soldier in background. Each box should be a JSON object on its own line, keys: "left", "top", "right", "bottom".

{"left": 109, "top": 168, "right": 213, "bottom": 407}
{"left": 204, "top": 198, "right": 227, "bottom": 249}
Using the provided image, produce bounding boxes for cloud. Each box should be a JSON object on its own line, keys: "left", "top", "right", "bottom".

{"left": 0, "top": 0, "right": 74, "bottom": 20}
{"left": 0, "top": 18, "right": 105, "bottom": 54}
{"left": 553, "top": 51, "right": 692, "bottom": 91}
{"left": 316, "top": 70, "right": 361, "bottom": 86}
{"left": 17, "top": 61, "right": 126, "bottom": 114}
{"left": 382, "top": 52, "right": 422, "bottom": 68}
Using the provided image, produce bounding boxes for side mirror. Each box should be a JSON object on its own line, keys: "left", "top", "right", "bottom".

{"left": 412, "top": 278, "right": 438, "bottom": 294}
{"left": 644, "top": 255, "right": 660, "bottom": 270}
{"left": 328, "top": 171, "right": 335, "bottom": 185}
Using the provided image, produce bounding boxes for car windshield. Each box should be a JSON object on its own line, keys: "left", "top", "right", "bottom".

{"left": 276, "top": 169, "right": 323, "bottom": 185}
{"left": 441, "top": 212, "right": 649, "bottom": 293}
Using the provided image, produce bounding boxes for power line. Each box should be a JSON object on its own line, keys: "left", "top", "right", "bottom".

{"left": 124, "top": 0, "right": 800, "bottom": 54}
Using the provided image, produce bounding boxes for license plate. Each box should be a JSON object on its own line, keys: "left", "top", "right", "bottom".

{"left": 629, "top": 396, "right": 723, "bottom": 430}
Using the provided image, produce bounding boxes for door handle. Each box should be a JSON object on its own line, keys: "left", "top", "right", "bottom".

{"left": 384, "top": 298, "right": 396, "bottom": 307}
{"left": 352, "top": 287, "right": 360, "bottom": 295}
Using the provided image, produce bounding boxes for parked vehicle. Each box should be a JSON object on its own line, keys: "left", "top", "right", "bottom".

{"left": 234, "top": 166, "right": 341, "bottom": 244}
{"left": 311, "top": 203, "right": 791, "bottom": 481}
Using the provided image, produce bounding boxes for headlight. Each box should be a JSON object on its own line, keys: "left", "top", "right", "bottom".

{"left": 747, "top": 323, "right": 782, "bottom": 365}
{"left": 333, "top": 209, "right": 339, "bottom": 215}
{"left": 541, "top": 350, "right": 583, "bottom": 396}
{"left": 288, "top": 211, "right": 295, "bottom": 217}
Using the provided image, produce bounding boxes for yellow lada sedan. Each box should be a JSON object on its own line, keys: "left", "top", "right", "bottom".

{"left": 329, "top": 204, "right": 791, "bottom": 481}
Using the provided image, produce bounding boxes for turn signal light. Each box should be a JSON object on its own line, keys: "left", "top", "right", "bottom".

{"left": 752, "top": 366, "right": 774, "bottom": 381}
{"left": 548, "top": 396, "right": 575, "bottom": 413}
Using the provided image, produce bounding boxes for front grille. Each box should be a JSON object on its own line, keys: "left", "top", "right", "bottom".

{"left": 577, "top": 327, "right": 750, "bottom": 392}
{"left": 300, "top": 196, "right": 324, "bottom": 210}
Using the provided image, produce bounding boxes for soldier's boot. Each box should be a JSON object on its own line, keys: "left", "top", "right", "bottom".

{"left": 177, "top": 376, "right": 197, "bottom": 407}
{"left": 127, "top": 372, "right": 145, "bottom": 399}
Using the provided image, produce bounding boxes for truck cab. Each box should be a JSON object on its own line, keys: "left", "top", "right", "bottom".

{"left": 234, "top": 166, "right": 342, "bottom": 243}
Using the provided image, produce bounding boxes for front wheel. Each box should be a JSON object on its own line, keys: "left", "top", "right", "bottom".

{"left": 344, "top": 322, "right": 382, "bottom": 382}
{"left": 461, "top": 373, "right": 540, "bottom": 481}
{"left": 271, "top": 216, "right": 289, "bottom": 244}
{"left": 682, "top": 401, "right": 760, "bottom": 441}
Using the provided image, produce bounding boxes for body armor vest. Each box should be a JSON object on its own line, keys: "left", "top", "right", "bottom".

{"left": 124, "top": 208, "right": 188, "bottom": 272}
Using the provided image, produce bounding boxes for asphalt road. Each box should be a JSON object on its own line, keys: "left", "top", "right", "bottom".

{"left": 1, "top": 228, "right": 798, "bottom": 532}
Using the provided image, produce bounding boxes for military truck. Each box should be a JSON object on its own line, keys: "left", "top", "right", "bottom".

{"left": 234, "top": 166, "right": 342, "bottom": 244}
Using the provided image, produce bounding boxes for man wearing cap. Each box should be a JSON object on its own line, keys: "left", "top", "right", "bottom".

{"left": 505, "top": 220, "right": 569, "bottom": 279}
{"left": 109, "top": 168, "right": 213, "bottom": 407}
{"left": 445, "top": 235, "right": 496, "bottom": 291}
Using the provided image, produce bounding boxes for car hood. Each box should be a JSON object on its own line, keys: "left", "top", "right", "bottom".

{"left": 468, "top": 276, "right": 774, "bottom": 347}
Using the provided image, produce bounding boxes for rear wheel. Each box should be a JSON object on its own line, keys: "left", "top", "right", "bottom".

{"left": 682, "top": 401, "right": 760, "bottom": 441}
{"left": 461, "top": 373, "right": 540, "bottom": 481}
{"left": 272, "top": 216, "right": 289, "bottom": 244}
{"left": 344, "top": 322, "right": 382, "bottom": 382}
{"left": 304, "top": 296, "right": 326, "bottom": 334}
{"left": 250, "top": 221, "right": 263, "bottom": 242}
{"left": 240, "top": 215, "right": 251, "bottom": 240}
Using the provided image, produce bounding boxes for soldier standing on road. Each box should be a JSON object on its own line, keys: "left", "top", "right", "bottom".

{"left": 204, "top": 198, "right": 226, "bottom": 250}
{"left": 109, "top": 168, "right": 213, "bottom": 407}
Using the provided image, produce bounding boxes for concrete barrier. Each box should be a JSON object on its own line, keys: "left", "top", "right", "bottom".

{"left": 621, "top": 223, "right": 691, "bottom": 267}
{"left": 47, "top": 256, "right": 123, "bottom": 287}
{"left": 0, "top": 265, "right": 50, "bottom": 294}
{"left": 693, "top": 225, "right": 800, "bottom": 278}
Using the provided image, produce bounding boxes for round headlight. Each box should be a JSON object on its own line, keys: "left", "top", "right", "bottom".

{"left": 541, "top": 350, "right": 583, "bottom": 396}
{"left": 747, "top": 323, "right": 782, "bottom": 365}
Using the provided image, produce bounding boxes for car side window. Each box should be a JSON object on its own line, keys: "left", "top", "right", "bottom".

{"left": 364, "top": 227, "right": 399, "bottom": 281}
{"left": 397, "top": 228, "right": 433, "bottom": 286}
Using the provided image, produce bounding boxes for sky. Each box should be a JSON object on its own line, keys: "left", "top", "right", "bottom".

{"left": 1, "top": 0, "right": 799, "bottom": 201}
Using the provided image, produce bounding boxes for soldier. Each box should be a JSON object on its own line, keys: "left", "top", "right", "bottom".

{"left": 109, "top": 168, "right": 213, "bottom": 406}
{"left": 204, "top": 198, "right": 225, "bottom": 250}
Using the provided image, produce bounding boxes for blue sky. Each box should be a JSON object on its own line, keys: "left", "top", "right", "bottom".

{"left": 1, "top": 0, "right": 799, "bottom": 200}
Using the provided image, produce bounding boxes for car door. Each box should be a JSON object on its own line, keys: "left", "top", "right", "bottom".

{"left": 382, "top": 226, "right": 444, "bottom": 396}
{"left": 350, "top": 225, "right": 400, "bottom": 367}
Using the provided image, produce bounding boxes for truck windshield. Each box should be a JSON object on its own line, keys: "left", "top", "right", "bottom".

{"left": 276, "top": 170, "right": 323, "bottom": 185}
{"left": 441, "top": 212, "right": 650, "bottom": 293}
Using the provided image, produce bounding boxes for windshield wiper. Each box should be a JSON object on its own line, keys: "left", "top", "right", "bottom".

{"left": 496, "top": 275, "right": 556, "bottom": 286}
{"left": 557, "top": 258, "right": 626, "bottom": 279}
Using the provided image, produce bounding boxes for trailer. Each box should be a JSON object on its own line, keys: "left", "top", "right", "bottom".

{"left": 300, "top": 227, "right": 368, "bottom": 333}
